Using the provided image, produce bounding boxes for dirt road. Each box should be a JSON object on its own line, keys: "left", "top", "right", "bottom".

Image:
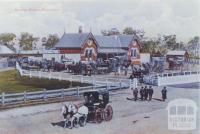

{"left": 0, "top": 85, "right": 199, "bottom": 134}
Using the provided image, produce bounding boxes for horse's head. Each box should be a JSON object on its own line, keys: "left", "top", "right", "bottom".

{"left": 61, "top": 105, "right": 68, "bottom": 119}
{"left": 68, "top": 104, "right": 77, "bottom": 114}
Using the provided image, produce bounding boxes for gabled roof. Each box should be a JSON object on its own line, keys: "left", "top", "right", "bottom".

{"left": 118, "top": 35, "right": 135, "bottom": 46}
{"left": 0, "top": 44, "right": 15, "bottom": 54}
{"left": 55, "top": 33, "right": 136, "bottom": 49}
{"left": 55, "top": 33, "right": 91, "bottom": 48}
{"left": 95, "top": 35, "right": 121, "bottom": 48}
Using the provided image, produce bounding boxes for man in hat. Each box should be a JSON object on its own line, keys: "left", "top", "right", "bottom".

{"left": 139, "top": 86, "right": 144, "bottom": 101}
{"left": 133, "top": 88, "right": 138, "bottom": 101}
{"left": 148, "top": 86, "right": 154, "bottom": 101}
{"left": 161, "top": 87, "right": 167, "bottom": 101}
{"left": 144, "top": 86, "right": 148, "bottom": 100}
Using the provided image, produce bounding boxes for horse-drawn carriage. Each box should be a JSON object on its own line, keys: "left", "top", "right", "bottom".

{"left": 61, "top": 90, "right": 113, "bottom": 129}
{"left": 84, "top": 90, "right": 113, "bottom": 123}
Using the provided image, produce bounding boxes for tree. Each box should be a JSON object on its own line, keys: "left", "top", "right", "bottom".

{"left": 188, "top": 36, "right": 199, "bottom": 45}
{"left": 0, "top": 33, "right": 16, "bottom": 51}
{"left": 162, "top": 35, "right": 177, "bottom": 50}
{"left": 101, "top": 28, "right": 120, "bottom": 36}
{"left": 141, "top": 36, "right": 168, "bottom": 54}
{"left": 43, "top": 34, "right": 59, "bottom": 49}
{"left": 19, "top": 32, "right": 37, "bottom": 50}
{"left": 0, "top": 33, "right": 16, "bottom": 44}
{"left": 0, "top": 33, "right": 16, "bottom": 45}
{"left": 141, "top": 39, "right": 159, "bottom": 53}
{"left": 123, "top": 27, "right": 136, "bottom": 35}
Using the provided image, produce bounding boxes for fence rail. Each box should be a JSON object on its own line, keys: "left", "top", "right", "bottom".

{"left": 0, "top": 85, "right": 107, "bottom": 106}
{"left": 143, "top": 70, "right": 200, "bottom": 86}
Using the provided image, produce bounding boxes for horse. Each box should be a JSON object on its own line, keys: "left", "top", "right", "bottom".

{"left": 61, "top": 104, "right": 88, "bottom": 129}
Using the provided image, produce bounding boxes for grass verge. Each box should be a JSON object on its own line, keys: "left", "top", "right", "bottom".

{"left": 0, "top": 70, "right": 90, "bottom": 93}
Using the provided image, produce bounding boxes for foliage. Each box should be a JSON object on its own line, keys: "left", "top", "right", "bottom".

{"left": 188, "top": 36, "right": 199, "bottom": 45}
{"left": 0, "top": 33, "right": 16, "bottom": 43}
{"left": 123, "top": 27, "right": 136, "bottom": 35}
{"left": 162, "top": 35, "right": 177, "bottom": 50}
{"left": 0, "top": 33, "right": 16, "bottom": 51}
{"left": 43, "top": 34, "right": 59, "bottom": 49}
{"left": 101, "top": 28, "right": 120, "bottom": 36}
{"left": 19, "top": 32, "right": 38, "bottom": 50}
{"left": 141, "top": 39, "right": 158, "bottom": 53}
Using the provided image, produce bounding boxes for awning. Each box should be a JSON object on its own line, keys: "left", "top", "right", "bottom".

{"left": 99, "top": 48, "right": 127, "bottom": 53}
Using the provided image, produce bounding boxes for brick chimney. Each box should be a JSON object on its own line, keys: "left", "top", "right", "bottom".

{"left": 78, "top": 26, "right": 83, "bottom": 34}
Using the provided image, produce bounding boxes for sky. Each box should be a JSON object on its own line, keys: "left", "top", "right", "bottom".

{"left": 0, "top": 0, "right": 199, "bottom": 42}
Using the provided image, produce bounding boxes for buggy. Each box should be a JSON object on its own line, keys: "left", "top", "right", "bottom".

{"left": 83, "top": 90, "right": 113, "bottom": 123}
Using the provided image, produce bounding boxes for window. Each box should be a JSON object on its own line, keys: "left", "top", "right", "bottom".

{"left": 131, "top": 48, "right": 138, "bottom": 58}
{"left": 131, "top": 50, "right": 133, "bottom": 57}
{"left": 133, "top": 49, "right": 137, "bottom": 57}
{"left": 89, "top": 49, "right": 93, "bottom": 57}
{"left": 85, "top": 49, "right": 88, "bottom": 57}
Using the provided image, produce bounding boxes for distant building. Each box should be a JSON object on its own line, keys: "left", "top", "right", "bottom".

{"left": 0, "top": 44, "right": 15, "bottom": 56}
{"left": 166, "top": 50, "right": 189, "bottom": 62}
{"left": 166, "top": 50, "right": 189, "bottom": 69}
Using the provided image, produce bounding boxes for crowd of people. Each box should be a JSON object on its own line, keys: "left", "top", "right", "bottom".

{"left": 132, "top": 86, "right": 167, "bottom": 101}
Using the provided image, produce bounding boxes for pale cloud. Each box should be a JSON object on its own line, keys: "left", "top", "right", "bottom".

{"left": 0, "top": 0, "right": 199, "bottom": 42}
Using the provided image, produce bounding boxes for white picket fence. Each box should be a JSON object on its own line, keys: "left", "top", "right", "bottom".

{"left": 144, "top": 71, "right": 200, "bottom": 86}
{"left": 0, "top": 85, "right": 109, "bottom": 106}
{"left": 16, "top": 62, "right": 138, "bottom": 88}
{"left": 0, "top": 63, "right": 137, "bottom": 106}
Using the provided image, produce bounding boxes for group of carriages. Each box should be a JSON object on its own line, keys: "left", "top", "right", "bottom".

{"left": 19, "top": 58, "right": 65, "bottom": 72}
{"left": 61, "top": 90, "right": 113, "bottom": 129}
{"left": 18, "top": 56, "right": 151, "bottom": 78}
{"left": 18, "top": 57, "right": 122, "bottom": 75}
{"left": 129, "top": 63, "right": 151, "bottom": 81}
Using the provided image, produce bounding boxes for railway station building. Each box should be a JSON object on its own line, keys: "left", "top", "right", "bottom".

{"left": 54, "top": 29, "right": 141, "bottom": 65}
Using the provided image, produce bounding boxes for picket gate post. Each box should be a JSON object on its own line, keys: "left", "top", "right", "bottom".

{"left": 43, "top": 89, "right": 47, "bottom": 101}
{"left": 61, "top": 89, "right": 64, "bottom": 98}
{"left": 77, "top": 86, "right": 80, "bottom": 96}
{"left": 24, "top": 91, "right": 27, "bottom": 103}
{"left": 2, "top": 92, "right": 5, "bottom": 106}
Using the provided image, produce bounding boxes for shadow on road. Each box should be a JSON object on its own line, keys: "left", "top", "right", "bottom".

{"left": 126, "top": 97, "right": 164, "bottom": 102}
{"left": 152, "top": 98, "right": 163, "bottom": 101}
{"left": 51, "top": 121, "right": 65, "bottom": 128}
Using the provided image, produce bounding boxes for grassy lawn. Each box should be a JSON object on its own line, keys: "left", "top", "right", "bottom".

{"left": 0, "top": 70, "right": 90, "bottom": 94}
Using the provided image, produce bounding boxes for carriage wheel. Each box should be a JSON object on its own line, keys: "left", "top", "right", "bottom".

{"left": 67, "top": 120, "right": 73, "bottom": 129}
{"left": 73, "top": 117, "right": 79, "bottom": 128}
{"left": 79, "top": 115, "right": 87, "bottom": 127}
{"left": 95, "top": 108, "right": 103, "bottom": 123}
{"left": 104, "top": 105, "right": 113, "bottom": 121}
